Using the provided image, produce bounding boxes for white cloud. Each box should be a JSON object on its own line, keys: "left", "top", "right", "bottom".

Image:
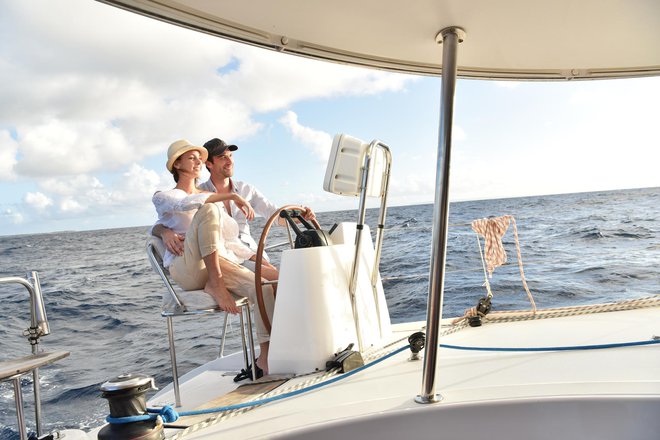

{"left": 1, "top": 0, "right": 415, "bottom": 185}
{"left": 8, "top": 162, "right": 165, "bottom": 229}
{"left": 279, "top": 111, "right": 333, "bottom": 160}
{"left": 24, "top": 192, "right": 53, "bottom": 212}
{"left": 2, "top": 0, "right": 656, "bottom": 235}
{"left": 59, "top": 197, "right": 85, "bottom": 214}
{"left": 0, "top": 130, "right": 18, "bottom": 180}
{"left": 15, "top": 120, "right": 131, "bottom": 177}
{"left": 40, "top": 175, "right": 104, "bottom": 198}
{"left": 113, "top": 163, "right": 167, "bottom": 207}
{"left": 1, "top": 208, "right": 24, "bottom": 224}
{"left": 219, "top": 48, "right": 415, "bottom": 112}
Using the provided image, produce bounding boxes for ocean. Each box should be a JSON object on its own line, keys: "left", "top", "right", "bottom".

{"left": 1, "top": 187, "right": 658, "bottom": 438}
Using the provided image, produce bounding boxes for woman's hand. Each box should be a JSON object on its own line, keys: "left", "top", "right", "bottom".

{"left": 233, "top": 194, "right": 255, "bottom": 220}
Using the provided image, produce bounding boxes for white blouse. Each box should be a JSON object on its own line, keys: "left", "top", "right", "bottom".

{"left": 152, "top": 189, "right": 255, "bottom": 267}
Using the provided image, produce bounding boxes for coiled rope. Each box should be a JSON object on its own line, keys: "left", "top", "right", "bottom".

{"left": 470, "top": 215, "right": 537, "bottom": 315}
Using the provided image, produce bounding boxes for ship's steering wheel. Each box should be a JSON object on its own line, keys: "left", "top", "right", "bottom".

{"left": 254, "top": 205, "right": 322, "bottom": 333}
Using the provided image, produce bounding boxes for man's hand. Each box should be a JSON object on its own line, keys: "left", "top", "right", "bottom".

{"left": 156, "top": 226, "right": 184, "bottom": 256}
{"left": 301, "top": 206, "right": 316, "bottom": 222}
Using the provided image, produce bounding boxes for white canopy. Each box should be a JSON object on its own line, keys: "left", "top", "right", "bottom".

{"left": 99, "top": 0, "right": 660, "bottom": 80}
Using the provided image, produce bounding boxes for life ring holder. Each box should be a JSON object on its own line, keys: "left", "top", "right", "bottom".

{"left": 255, "top": 205, "right": 321, "bottom": 333}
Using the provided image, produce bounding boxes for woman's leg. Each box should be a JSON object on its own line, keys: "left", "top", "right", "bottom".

{"left": 170, "top": 204, "right": 238, "bottom": 312}
{"left": 202, "top": 251, "right": 241, "bottom": 314}
{"left": 170, "top": 204, "right": 275, "bottom": 372}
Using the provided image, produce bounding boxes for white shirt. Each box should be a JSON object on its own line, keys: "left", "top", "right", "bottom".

{"left": 152, "top": 189, "right": 255, "bottom": 268}
{"left": 199, "top": 179, "right": 279, "bottom": 252}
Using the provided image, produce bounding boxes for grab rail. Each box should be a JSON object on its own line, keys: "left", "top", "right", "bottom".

{"left": 0, "top": 271, "right": 52, "bottom": 438}
{"left": 348, "top": 140, "right": 392, "bottom": 351}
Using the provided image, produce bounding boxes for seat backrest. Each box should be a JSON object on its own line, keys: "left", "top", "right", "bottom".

{"left": 146, "top": 236, "right": 220, "bottom": 313}
{"left": 146, "top": 236, "right": 186, "bottom": 312}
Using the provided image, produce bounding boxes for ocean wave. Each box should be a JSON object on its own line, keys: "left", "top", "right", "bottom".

{"left": 0, "top": 425, "right": 20, "bottom": 440}
{"left": 612, "top": 229, "right": 652, "bottom": 239}
{"left": 0, "top": 187, "right": 657, "bottom": 434}
{"left": 43, "top": 383, "right": 101, "bottom": 404}
{"left": 578, "top": 228, "right": 605, "bottom": 239}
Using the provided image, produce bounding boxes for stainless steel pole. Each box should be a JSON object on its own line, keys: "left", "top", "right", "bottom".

{"left": 370, "top": 143, "right": 392, "bottom": 338}
{"left": 12, "top": 375, "right": 28, "bottom": 440}
{"left": 415, "top": 26, "right": 465, "bottom": 404}
{"left": 166, "top": 316, "right": 182, "bottom": 407}
{"left": 29, "top": 271, "right": 46, "bottom": 437}
{"left": 348, "top": 148, "right": 373, "bottom": 352}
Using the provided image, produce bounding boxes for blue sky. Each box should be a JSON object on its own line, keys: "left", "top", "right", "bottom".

{"left": 1, "top": 0, "right": 658, "bottom": 236}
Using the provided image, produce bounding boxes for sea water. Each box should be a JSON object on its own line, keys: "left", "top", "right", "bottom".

{"left": 0, "top": 187, "right": 658, "bottom": 438}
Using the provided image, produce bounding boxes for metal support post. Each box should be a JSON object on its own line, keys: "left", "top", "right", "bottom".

{"left": 416, "top": 26, "right": 465, "bottom": 404}
{"left": 166, "top": 316, "right": 182, "bottom": 407}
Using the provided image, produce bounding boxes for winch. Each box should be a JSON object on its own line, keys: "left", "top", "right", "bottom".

{"left": 97, "top": 373, "right": 163, "bottom": 440}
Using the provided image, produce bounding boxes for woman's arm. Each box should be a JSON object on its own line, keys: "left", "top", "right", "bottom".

{"left": 204, "top": 192, "right": 255, "bottom": 220}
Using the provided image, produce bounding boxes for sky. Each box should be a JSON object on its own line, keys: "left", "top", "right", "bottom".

{"left": 1, "top": 1, "right": 658, "bottom": 236}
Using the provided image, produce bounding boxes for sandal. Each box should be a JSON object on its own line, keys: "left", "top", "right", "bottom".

{"left": 233, "top": 362, "right": 264, "bottom": 382}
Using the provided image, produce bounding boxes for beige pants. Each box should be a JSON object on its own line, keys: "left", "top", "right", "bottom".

{"left": 170, "top": 203, "right": 275, "bottom": 343}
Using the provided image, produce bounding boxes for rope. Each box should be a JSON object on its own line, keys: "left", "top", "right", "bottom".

{"left": 169, "top": 344, "right": 410, "bottom": 438}
{"left": 475, "top": 233, "right": 494, "bottom": 298}
{"left": 509, "top": 218, "right": 536, "bottom": 312}
{"left": 171, "top": 326, "right": 467, "bottom": 438}
{"left": 482, "top": 295, "right": 659, "bottom": 323}
{"left": 106, "top": 405, "right": 179, "bottom": 424}
{"left": 104, "top": 294, "right": 658, "bottom": 438}
{"left": 457, "top": 215, "right": 536, "bottom": 324}
{"left": 471, "top": 216, "right": 511, "bottom": 277}
{"left": 104, "top": 339, "right": 420, "bottom": 431}
{"left": 440, "top": 338, "right": 660, "bottom": 352}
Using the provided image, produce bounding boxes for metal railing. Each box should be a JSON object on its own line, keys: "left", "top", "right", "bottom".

{"left": 0, "top": 272, "right": 52, "bottom": 439}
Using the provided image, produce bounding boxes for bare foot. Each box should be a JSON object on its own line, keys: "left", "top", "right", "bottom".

{"left": 204, "top": 283, "right": 240, "bottom": 314}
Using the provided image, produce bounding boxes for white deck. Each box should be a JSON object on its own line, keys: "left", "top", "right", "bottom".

{"left": 147, "top": 306, "right": 659, "bottom": 439}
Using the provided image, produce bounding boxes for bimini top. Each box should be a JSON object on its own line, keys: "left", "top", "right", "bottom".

{"left": 98, "top": 0, "right": 660, "bottom": 80}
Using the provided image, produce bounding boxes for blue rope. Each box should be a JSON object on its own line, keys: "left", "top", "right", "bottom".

{"left": 107, "top": 344, "right": 409, "bottom": 424}
{"left": 439, "top": 338, "right": 660, "bottom": 352}
{"left": 107, "top": 338, "right": 659, "bottom": 425}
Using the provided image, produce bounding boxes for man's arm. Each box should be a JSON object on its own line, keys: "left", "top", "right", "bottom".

{"left": 152, "top": 223, "right": 184, "bottom": 256}
{"left": 237, "top": 181, "right": 315, "bottom": 225}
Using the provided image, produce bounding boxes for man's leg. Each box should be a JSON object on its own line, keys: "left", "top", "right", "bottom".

{"left": 219, "top": 257, "right": 275, "bottom": 373}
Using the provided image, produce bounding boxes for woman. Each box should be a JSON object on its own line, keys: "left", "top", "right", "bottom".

{"left": 152, "top": 139, "right": 276, "bottom": 375}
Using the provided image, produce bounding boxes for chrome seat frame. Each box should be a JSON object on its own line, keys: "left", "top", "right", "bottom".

{"left": 146, "top": 238, "right": 256, "bottom": 407}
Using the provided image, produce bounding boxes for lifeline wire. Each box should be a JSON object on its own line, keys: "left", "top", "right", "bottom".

{"left": 440, "top": 338, "right": 660, "bottom": 352}
{"left": 107, "top": 336, "right": 660, "bottom": 425}
{"left": 107, "top": 343, "right": 410, "bottom": 425}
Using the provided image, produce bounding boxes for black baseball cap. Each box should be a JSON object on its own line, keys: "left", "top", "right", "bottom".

{"left": 203, "top": 138, "right": 238, "bottom": 157}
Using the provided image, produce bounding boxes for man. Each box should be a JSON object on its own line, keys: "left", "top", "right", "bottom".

{"left": 154, "top": 138, "right": 316, "bottom": 266}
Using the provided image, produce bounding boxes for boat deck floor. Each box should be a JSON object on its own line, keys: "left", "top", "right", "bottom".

{"left": 147, "top": 305, "right": 659, "bottom": 439}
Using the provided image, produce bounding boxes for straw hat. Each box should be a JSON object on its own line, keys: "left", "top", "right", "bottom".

{"left": 166, "top": 139, "right": 208, "bottom": 172}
